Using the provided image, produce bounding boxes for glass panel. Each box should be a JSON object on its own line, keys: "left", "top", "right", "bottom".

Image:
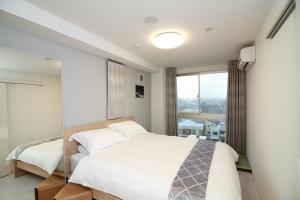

{"left": 177, "top": 75, "right": 199, "bottom": 113}
{"left": 177, "top": 118, "right": 226, "bottom": 142}
{"left": 0, "top": 47, "right": 64, "bottom": 180}
{"left": 200, "top": 73, "right": 228, "bottom": 114}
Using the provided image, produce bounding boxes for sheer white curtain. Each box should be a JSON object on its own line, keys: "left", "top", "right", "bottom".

{"left": 107, "top": 61, "right": 125, "bottom": 119}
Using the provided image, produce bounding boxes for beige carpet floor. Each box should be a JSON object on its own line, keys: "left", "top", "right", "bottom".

{"left": 0, "top": 171, "right": 260, "bottom": 200}
{"left": 0, "top": 173, "right": 43, "bottom": 200}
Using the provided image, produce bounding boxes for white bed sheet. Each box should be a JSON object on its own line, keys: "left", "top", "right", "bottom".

{"left": 69, "top": 133, "right": 241, "bottom": 200}
{"left": 71, "top": 153, "right": 87, "bottom": 173}
{"left": 206, "top": 142, "right": 241, "bottom": 200}
{"left": 17, "top": 139, "right": 63, "bottom": 174}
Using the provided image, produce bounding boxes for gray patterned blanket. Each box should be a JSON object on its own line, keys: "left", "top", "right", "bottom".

{"left": 168, "top": 139, "right": 216, "bottom": 200}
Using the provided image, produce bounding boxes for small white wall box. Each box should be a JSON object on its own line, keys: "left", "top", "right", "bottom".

{"left": 238, "top": 46, "right": 256, "bottom": 70}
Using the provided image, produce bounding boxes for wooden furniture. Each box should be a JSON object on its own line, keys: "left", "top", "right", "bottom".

{"left": 53, "top": 183, "right": 92, "bottom": 200}
{"left": 34, "top": 175, "right": 65, "bottom": 200}
{"left": 64, "top": 117, "right": 134, "bottom": 200}
{"left": 15, "top": 160, "right": 64, "bottom": 178}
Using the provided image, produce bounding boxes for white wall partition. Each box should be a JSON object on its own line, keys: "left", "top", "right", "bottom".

{"left": 246, "top": 0, "right": 298, "bottom": 199}
{"left": 0, "top": 83, "right": 9, "bottom": 177}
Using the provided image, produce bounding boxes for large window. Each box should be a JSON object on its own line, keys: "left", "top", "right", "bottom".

{"left": 177, "top": 72, "right": 228, "bottom": 142}
{"left": 177, "top": 75, "right": 199, "bottom": 113}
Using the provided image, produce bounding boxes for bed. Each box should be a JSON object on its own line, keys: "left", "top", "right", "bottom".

{"left": 6, "top": 136, "right": 64, "bottom": 178}
{"left": 64, "top": 117, "right": 241, "bottom": 200}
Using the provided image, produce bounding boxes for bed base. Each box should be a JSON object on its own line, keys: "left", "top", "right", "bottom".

{"left": 15, "top": 160, "right": 64, "bottom": 179}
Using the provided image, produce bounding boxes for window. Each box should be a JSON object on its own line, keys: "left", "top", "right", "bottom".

{"left": 177, "top": 72, "right": 228, "bottom": 142}
{"left": 199, "top": 73, "right": 227, "bottom": 114}
{"left": 177, "top": 75, "right": 199, "bottom": 113}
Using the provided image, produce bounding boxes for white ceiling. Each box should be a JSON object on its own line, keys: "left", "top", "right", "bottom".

{"left": 0, "top": 47, "right": 61, "bottom": 76}
{"left": 24, "top": 0, "right": 273, "bottom": 68}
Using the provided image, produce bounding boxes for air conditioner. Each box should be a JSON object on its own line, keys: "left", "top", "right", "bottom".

{"left": 238, "top": 46, "right": 256, "bottom": 70}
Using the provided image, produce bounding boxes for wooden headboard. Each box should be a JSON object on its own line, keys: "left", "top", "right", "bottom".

{"left": 64, "top": 116, "right": 134, "bottom": 177}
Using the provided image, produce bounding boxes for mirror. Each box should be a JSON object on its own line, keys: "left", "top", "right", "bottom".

{"left": 0, "top": 46, "right": 63, "bottom": 181}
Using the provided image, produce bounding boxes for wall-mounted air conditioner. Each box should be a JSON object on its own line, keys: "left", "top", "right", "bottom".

{"left": 238, "top": 46, "right": 256, "bottom": 70}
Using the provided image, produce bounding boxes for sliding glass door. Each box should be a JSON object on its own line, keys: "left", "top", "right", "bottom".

{"left": 177, "top": 72, "right": 228, "bottom": 142}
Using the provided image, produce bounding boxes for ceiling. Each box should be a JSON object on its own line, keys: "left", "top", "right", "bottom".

{"left": 0, "top": 47, "right": 61, "bottom": 76}
{"left": 24, "top": 0, "right": 273, "bottom": 68}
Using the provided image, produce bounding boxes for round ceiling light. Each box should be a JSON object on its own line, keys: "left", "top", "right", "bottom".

{"left": 153, "top": 32, "right": 184, "bottom": 49}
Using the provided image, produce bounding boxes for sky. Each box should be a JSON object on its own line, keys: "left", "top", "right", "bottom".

{"left": 177, "top": 72, "right": 228, "bottom": 99}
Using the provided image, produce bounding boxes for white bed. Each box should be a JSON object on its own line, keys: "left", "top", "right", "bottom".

{"left": 69, "top": 133, "right": 241, "bottom": 200}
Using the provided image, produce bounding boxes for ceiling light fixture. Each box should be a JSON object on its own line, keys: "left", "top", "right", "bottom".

{"left": 153, "top": 32, "right": 184, "bottom": 49}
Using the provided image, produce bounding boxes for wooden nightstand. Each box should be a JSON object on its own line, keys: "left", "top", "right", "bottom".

{"left": 35, "top": 175, "right": 65, "bottom": 200}
{"left": 53, "top": 183, "right": 92, "bottom": 200}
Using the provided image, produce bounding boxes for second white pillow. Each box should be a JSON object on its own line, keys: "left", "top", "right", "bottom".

{"left": 108, "top": 120, "right": 148, "bottom": 138}
{"left": 70, "top": 128, "right": 127, "bottom": 156}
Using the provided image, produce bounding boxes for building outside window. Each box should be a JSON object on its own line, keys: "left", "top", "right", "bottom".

{"left": 177, "top": 72, "right": 228, "bottom": 142}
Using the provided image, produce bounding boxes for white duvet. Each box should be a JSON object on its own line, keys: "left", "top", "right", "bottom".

{"left": 69, "top": 133, "right": 241, "bottom": 200}
{"left": 7, "top": 139, "right": 63, "bottom": 174}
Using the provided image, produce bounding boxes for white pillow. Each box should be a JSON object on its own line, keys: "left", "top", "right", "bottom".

{"left": 69, "top": 128, "right": 127, "bottom": 156}
{"left": 77, "top": 145, "right": 89, "bottom": 155}
{"left": 108, "top": 120, "right": 147, "bottom": 138}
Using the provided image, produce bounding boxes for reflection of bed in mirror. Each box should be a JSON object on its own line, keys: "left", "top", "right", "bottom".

{"left": 0, "top": 46, "right": 64, "bottom": 179}
{"left": 6, "top": 136, "right": 64, "bottom": 178}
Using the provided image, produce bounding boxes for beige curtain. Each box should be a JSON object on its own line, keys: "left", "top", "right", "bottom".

{"left": 226, "top": 60, "right": 246, "bottom": 154}
{"left": 166, "top": 67, "right": 177, "bottom": 136}
{"left": 107, "top": 61, "right": 125, "bottom": 120}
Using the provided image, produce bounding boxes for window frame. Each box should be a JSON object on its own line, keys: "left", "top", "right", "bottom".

{"left": 176, "top": 70, "right": 228, "bottom": 121}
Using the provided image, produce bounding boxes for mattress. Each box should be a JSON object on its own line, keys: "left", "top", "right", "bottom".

{"left": 71, "top": 153, "right": 87, "bottom": 173}
{"left": 69, "top": 133, "right": 241, "bottom": 200}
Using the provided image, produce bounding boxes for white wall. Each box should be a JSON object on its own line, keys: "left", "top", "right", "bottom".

{"left": 176, "top": 63, "right": 227, "bottom": 74}
{"left": 246, "top": 0, "right": 299, "bottom": 199}
{"left": 296, "top": 0, "right": 300, "bottom": 199}
{"left": 0, "top": 83, "right": 9, "bottom": 177}
{"left": 151, "top": 67, "right": 166, "bottom": 134}
{"left": 0, "top": 25, "right": 151, "bottom": 129}
{"left": 125, "top": 67, "right": 151, "bottom": 130}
